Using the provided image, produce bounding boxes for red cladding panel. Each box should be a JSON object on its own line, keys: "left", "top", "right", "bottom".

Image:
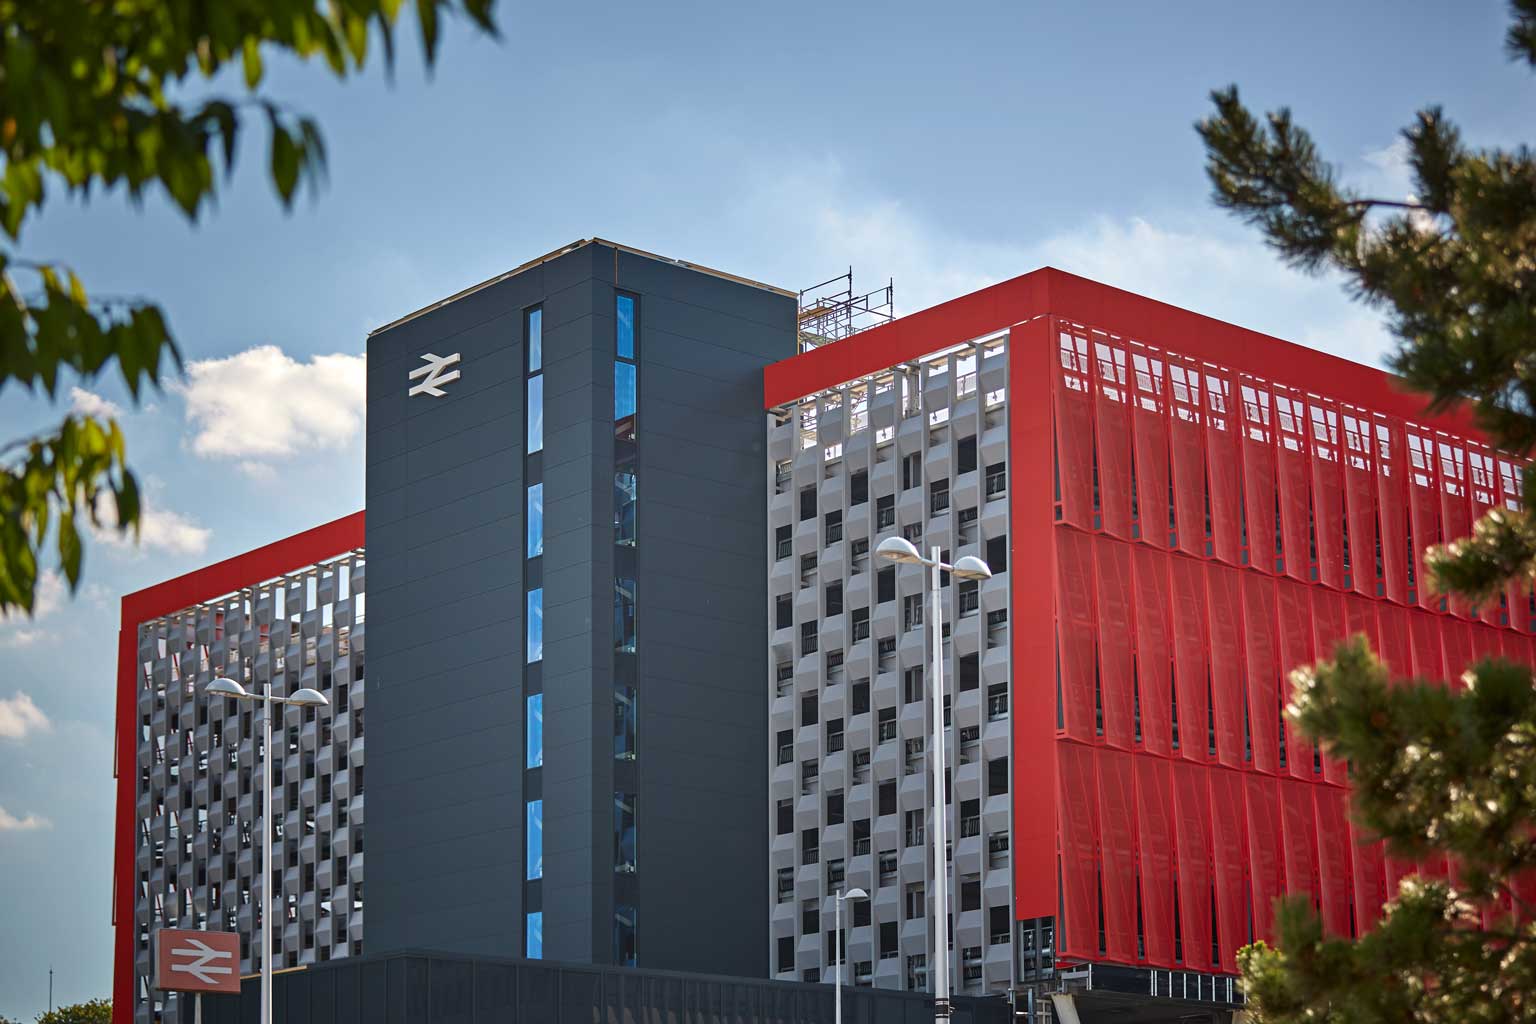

{"left": 1136, "top": 757, "right": 1177, "bottom": 967}
{"left": 1309, "top": 589, "right": 1351, "bottom": 784}
{"left": 1275, "top": 581, "right": 1315, "bottom": 781}
{"left": 1132, "top": 547, "right": 1174, "bottom": 757}
{"left": 1274, "top": 391, "right": 1313, "bottom": 583}
{"left": 1056, "top": 529, "right": 1098, "bottom": 742}
{"left": 1094, "top": 342, "right": 1135, "bottom": 540}
{"left": 1345, "top": 594, "right": 1380, "bottom": 651}
{"left": 1204, "top": 371, "right": 1245, "bottom": 566}
{"left": 1242, "top": 573, "right": 1281, "bottom": 774}
{"left": 1245, "top": 774, "right": 1283, "bottom": 941}
{"left": 1057, "top": 742, "right": 1101, "bottom": 959}
{"left": 1098, "top": 749, "right": 1139, "bottom": 963}
{"left": 1055, "top": 332, "right": 1096, "bottom": 529}
{"left": 1442, "top": 620, "right": 1474, "bottom": 691}
{"left": 1132, "top": 350, "right": 1172, "bottom": 550}
{"left": 1375, "top": 418, "right": 1412, "bottom": 604}
{"left": 1205, "top": 564, "right": 1247, "bottom": 770}
{"left": 1310, "top": 401, "right": 1346, "bottom": 589}
{"left": 1352, "top": 827, "right": 1388, "bottom": 932}
{"left": 1094, "top": 537, "right": 1137, "bottom": 749}
{"left": 1240, "top": 382, "right": 1278, "bottom": 574}
{"left": 1280, "top": 779, "right": 1319, "bottom": 905}
{"left": 1314, "top": 787, "right": 1353, "bottom": 937}
{"left": 1408, "top": 610, "right": 1446, "bottom": 681}
{"left": 1376, "top": 604, "right": 1412, "bottom": 678}
{"left": 1438, "top": 440, "right": 1474, "bottom": 619}
{"left": 1341, "top": 413, "right": 1379, "bottom": 598}
{"left": 1209, "top": 768, "right": 1249, "bottom": 971}
{"left": 1173, "top": 761, "right": 1214, "bottom": 971}
{"left": 1169, "top": 557, "right": 1210, "bottom": 763}
{"left": 1406, "top": 429, "right": 1443, "bottom": 611}
{"left": 1168, "top": 358, "right": 1207, "bottom": 558}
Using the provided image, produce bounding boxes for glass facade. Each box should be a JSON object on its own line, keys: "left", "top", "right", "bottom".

{"left": 524, "top": 304, "right": 544, "bottom": 959}
{"left": 528, "top": 375, "right": 544, "bottom": 454}
{"left": 614, "top": 471, "right": 637, "bottom": 547}
{"left": 527, "top": 588, "right": 543, "bottom": 663}
{"left": 615, "top": 362, "right": 637, "bottom": 426}
{"left": 614, "top": 792, "right": 637, "bottom": 874}
{"left": 616, "top": 293, "right": 635, "bottom": 359}
{"left": 528, "top": 482, "right": 543, "bottom": 558}
{"left": 614, "top": 686, "right": 636, "bottom": 761}
{"left": 526, "top": 911, "right": 543, "bottom": 960}
{"left": 612, "top": 292, "right": 639, "bottom": 964}
{"left": 527, "top": 693, "right": 543, "bottom": 769}
{"left": 526, "top": 800, "right": 543, "bottom": 880}
{"left": 615, "top": 905, "right": 637, "bottom": 967}
{"left": 614, "top": 578, "right": 636, "bottom": 653}
{"left": 528, "top": 306, "right": 543, "bottom": 373}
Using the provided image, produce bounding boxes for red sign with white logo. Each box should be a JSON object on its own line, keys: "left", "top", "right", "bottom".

{"left": 154, "top": 929, "right": 242, "bottom": 994}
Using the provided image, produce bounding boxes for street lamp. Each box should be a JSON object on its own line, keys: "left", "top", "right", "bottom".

{"left": 877, "top": 536, "right": 991, "bottom": 1022}
{"left": 833, "top": 886, "right": 868, "bottom": 1024}
{"left": 204, "top": 676, "right": 328, "bottom": 1024}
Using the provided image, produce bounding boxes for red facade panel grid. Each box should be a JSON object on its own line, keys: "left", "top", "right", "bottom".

{"left": 1245, "top": 773, "right": 1284, "bottom": 942}
{"left": 1313, "top": 786, "right": 1353, "bottom": 937}
{"left": 1093, "top": 339, "right": 1135, "bottom": 540}
{"left": 1309, "top": 588, "right": 1350, "bottom": 784}
{"left": 1242, "top": 573, "right": 1281, "bottom": 775}
{"left": 1273, "top": 390, "right": 1314, "bottom": 583}
{"left": 1057, "top": 741, "right": 1101, "bottom": 960}
{"left": 1136, "top": 756, "right": 1178, "bottom": 967}
{"left": 1280, "top": 779, "right": 1320, "bottom": 908}
{"left": 1375, "top": 603, "right": 1412, "bottom": 678}
{"left": 1341, "top": 411, "right": 1379, "bottom": 598}
{"left": 1056, "top": 528, "right": 1098, "bottom": 742}
{"left": 1374, "top": 417, "right": 1412, "bottom": 605}
{"left": 1203, "top": 370, "right": 1245, "bottom": 566}
{"left": 1169, "top": 556, "right": 1210, "bottom": 763}
{"left": 1408, "top": 609, "right": 1446, "bottom": 682}
{"left": 1442, "top": 618, "right": 1474, "bottom": 691}
{"left": 1132, "top": 546, "right": 1174, "bottom": 757}
{"left": 1055, "top": 330, "right": 1095, "bottom": 529}
{"left": 1132, "top": 349, "right": 1172, "bottom": 550}
{"left": 1275, "top": 580, "right": 1316, "bottom": 781}
{"left": 1239, "top": 380, "right": 1279, "bottom": 575}
{"left": 1098, "top": 749, "right": 1140, "bottom": 963}
{"left": 1209, "top": 767, "right": 1250, "bottom": 971}
{"left": 1309, "top": 401, "right": 1347, "bottom": 590}
{"left": 1205, "top": 564, "right": 1247, "bottom": 770}
{"left": 1094, "top": 537, "right": 1137, "bottom": 749}
{"left": 1352, "top": 822, "right": 1388, "bottom": 933}
{"left": 1173, "top": 760, "right": 1214, "bottom": 972}
{"left": 1406, "top": 428, "right": 1443, "bottom": 611}
{"left": 1437, "top": 438, "right": 1474, "bottom": 619}
{"left": 1168, "top": 359, "right": 1207, "bottom": 559}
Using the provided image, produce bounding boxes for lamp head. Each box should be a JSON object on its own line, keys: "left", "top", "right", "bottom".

{"left": 844, "top": 887, "right": 869, "bottom": 901}
{"left": 205, "top": 677, "right": 250, "bottom": 700}
{"left": 286, "top": 687, "right": 330, "bottom": 708}
{"left": 951, "top": 555, "right": 993, "bottom": 581}
{"left": 876, "top": 536, "right": 925, "bottom": 565}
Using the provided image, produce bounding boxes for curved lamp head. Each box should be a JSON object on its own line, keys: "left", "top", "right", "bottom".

{"left": 286, "top": 688, "right": 330, "bottom": 708}
{"left": 205, "top": 677, "right": 251, "bottom": 700}
{"left": 951, "top": 555, "right": 993, "bottom": 581}
{"left": 843, "top": 887, "right": 869, "bottom": 901}
{"left": 876, "top": 536, "right": 925, "bottom": 565}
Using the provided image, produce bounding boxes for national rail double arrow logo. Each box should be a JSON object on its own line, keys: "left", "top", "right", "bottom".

{"left": 408, "top": 351, "right": 462, "bottom": 398}
{"left": 154, "top": 928, "right": 243, "bottom": 994}
{"left": 170, "top": 937, "right": 234, "bottom": 985}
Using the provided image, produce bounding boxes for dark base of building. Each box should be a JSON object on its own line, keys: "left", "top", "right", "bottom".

{"left": 193, "top": 951, "right": 1013, "bottom": 1023}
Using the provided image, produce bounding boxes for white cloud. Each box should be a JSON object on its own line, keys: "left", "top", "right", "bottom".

{"left": 0, "top": 692, "right": 50, "bottom": 740}
{"left": 0, "top": 806, "right": 52, "bottom": 831}
{"left": 0, "top": 569, "right": 67, "bottom": 626}
{"left": 178, "top": 346, "right": 366, "bottom": 468}
{"left": 69, "top": 386, "right": 122, "bottom": 419}
{"left": 93, "top": 492, "right": 211, "bottom": 557}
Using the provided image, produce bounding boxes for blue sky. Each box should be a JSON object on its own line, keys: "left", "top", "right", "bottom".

{"left": 2, "top": 0, "right": 1533, "bottom": 1015}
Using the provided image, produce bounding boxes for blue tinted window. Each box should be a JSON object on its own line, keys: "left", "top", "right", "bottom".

{"left": 528, "top": 483, "right": 544, "bottom": 558}
{"left": 528, "top": 307, "right": 543, "bottom": 373}
{"left": 614, "top": 578, "right": 636, "bottom": 653}
{"left": 614, "top": 472, "right": 636, "bottom": 547}
{"left": 616, "top": 294, "right": 635, "bottom": 359}
{"left": 527, "top": 693, "right": 543, "bottom": 769}
{"left": 614, "top": 791, "right": 636, "bottom": 873}
{"left": 527, "top": 589, "right": 543, "bottom": 663}
{"left": 528, "top": 375, "right": 544, "bottom": 454}
{"left": 614, "top": 362, "right": 636, "bottom": 422}
{"left": 527, "top": 800, "right": 543, "bottom": 880}
{"left": 527, "top": 911, "right": 543, "bottom": 959}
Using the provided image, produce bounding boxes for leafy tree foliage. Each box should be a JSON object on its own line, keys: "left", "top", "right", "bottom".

{"left": 1197, "top": 2, "right": 1536, "bottom": 1020}
{"left": 34, "top": 999, "right": 111, "bottom": 1024}
{"left": 0, "top": 0, "right": 496, "bottom": 615}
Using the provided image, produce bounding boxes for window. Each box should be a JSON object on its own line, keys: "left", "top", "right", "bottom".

{"left": 802, "top": 829, "right": 819, "bottom": 866}
{"left": 988, "top": 830, "right": 1010, "bottom": 869}
{"left": 526, "top": 589, "right": 543, "bottom": 663}
{"left": 851, "top": 679, "right": 870, "bottom": 715}
{"left": 959, "top": 653, "right": 979, "bottom": 691}
{"left": 526, "top": 693, "right": 543, "bottom": 769}
{"left": 880, "top": 922, "right": 898, "bottom": 959}
{"left": 527, "top": 373, "right": 544, "bottom": 454}
{"left": 825, "top": 510, "right": 842, "bottom": 545}
{"left": 851, "top": 607, "right": 869, "bottom": 642}
{"left": 776, "top": 525, "right": 792, "bottom": 560}
{"left": 989, "top": 906, "right": 1010, "bottom": 945}
{"left": 615, "top": 578, "right": 637, "bottom": 652}
{"left": 826, "top": 718, "right": 844, "bottom": 754}
{"left": 903, "top": 522, "right": 924, "bottom": 545}
{"left": 616, "top": 293, "right": 636, "bottom": 358}
{"left": 527, "top": 306, "right": 543, "bottom": 373}
{"left": 930, "top": 479, "right": 951, "bottom": 515}
{"left": 905, "top": 809, "right": 924, "bottom": 847}
{"left": 615, "top": 687, "right": 636, "bottom": 761}
{"left": 826, "top": 858, "right": 846, "bottom": 894}
{"left": 904, "top": 736, "right": 925, "bottom": 776}
{"left": 877, "top": 707, "right": 897, "bottom": 743}
{"left": 615, "top": 361, "right": 637, "bottom": 436}
{"left": 777, "top": 729, "right": 793, "bottom": 766}
{"left": 958, "top": 435, "right": 978, "bottom": 474}
{"left": 776, "top": 594, "right": 793, "bottom": 630}
{"left": 527, "top": 911, "right": 543, "bottom": 959}
{"left": 527, "top": 483, "right": 544, "bottom": 558}
{"left": 800, "top": 553, "right": 817, "bottom": 588}
{"left": 615, "top": 471, "right": 637, "bottom": 547}
{"left": 877, "top": 566, "right": 896, "bottom": 603}
{"left": 876, "top": 495, "right": 895, "bottom": 530}
{"left": 903, "top": 594, "right": 923, "bottom": 631}
{"left": 988, "top": 757, "right": 1009, "bottom": 796}
{"left": 902, "top": 453, "right": 921, "bottom": 490}
{"left": 853, "top": 817, "right": 871, "bottom": 856}
{"left": 986, "top": 534, "right": 1008, "bottom": 573}
{"left": 851, "top": 470, "right": 868, "bottom": 505}
{"left": 778, "top": 935, "right": 794, "bottom": 974}
{"left": 800, "top": 486, "right": 816, "bottom": 522}
{"left": 985, "top": 462, "right": 1007, "bottom": 498}
{"left": 801, "top": 621, "right": 818, "bottom": 655}
{"left": 878, "top": 780, "right": 896, "bottom": 816}
{"left": 826, "top": 581, "right": 843, "bottom": 617}
{"left": 959, "top": 580, "right": 979, "bottom": 615}
{"left": 801, "top": 692, "right": 819, "bottom": 727}
{"left": 614, "top": 905, "right": 637, "bottom": 966}
{"left": 960, "top": 798, "right": 980, "bottom": 838}
{"left": 879, "top": 851, "right": 898, "bottom": 887}
{"left": 802, "top": 897, "right": 820, "bottom": 935}
{"left": 853, "top": 898, "right": 871, "bottom": 929}
{"left": 903, "top": 667, "right": 923, "bottom": 704}
{"left": 526, "top": 800, "right": 543, "bottom": 879}
{"left": 905, "top": 882, "right": 926, "bottom": 919}
{"left": 777, "top": 798, "right": 793, "bottom": 835}
{"left": 614, "top": 792, "right": 637, "bottom": 874}
{"left": 961, "top": 876, "right": 981, "bottom": 912}
{"left": 776, "top": 865, "right": 795, "bottom": 904}
{"left": 827, "top": 790, "right": 844, "bottom": 825}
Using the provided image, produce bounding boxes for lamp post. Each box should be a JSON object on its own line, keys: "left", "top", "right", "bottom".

{"left": 876, "top": 536, "right": 992, "bottom": 1023}
{"left": 833, "top": 886, "right": 868, "bottom": 1024}
{"left": 205, "top": 676, "right": 329, "bottom": 1024}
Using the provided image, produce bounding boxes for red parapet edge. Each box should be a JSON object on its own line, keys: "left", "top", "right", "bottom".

{"left": 112, "top": 511, "right": 364, "bottom": 1024}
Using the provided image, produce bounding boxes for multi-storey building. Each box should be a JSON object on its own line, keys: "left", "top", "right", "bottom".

{"left": 762, "top": 267, "right": 1536, "bottom": 1018}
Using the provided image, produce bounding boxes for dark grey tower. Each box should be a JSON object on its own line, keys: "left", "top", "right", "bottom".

{"left": 363, "top": 239, "right": 795, "bottom": 976}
